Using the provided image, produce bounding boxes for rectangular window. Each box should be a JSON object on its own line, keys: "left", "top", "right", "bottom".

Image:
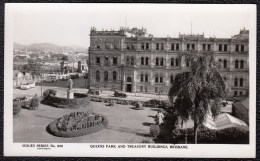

{"left": 155, "top": 87, "right": 158, "bottom": 93}
{"left": 219, "top": 44, "right": 222, "bottom": 51}
{"left": 96, "top": 57, "right": 100, "bottom": 64}
{"left": 191, "top": 44, "right": 195, "bottom": 50}
{"left": 171, "top": 43, "right": 175, "bottom": 50}
{"left": 240, "top": 78, "right": 244, "bottom": 87}
{"left": 239, "top": 91, "right": 243, "bottom": 96}
{"left": 113, "top": 57, "right": 117, "bottom": 65}
{"left": 224, "top": 44, "right": 227, "bottom": 51}
{"left": 131, "top": 44, "right": 135, "bottom": 49}
{"left": 105, "top": 43, "right": 110, "bottom": 49}
{"left": 146, "top": 43, "right": 149, "bottom": 50}
{"left": 126, "top": 43, "right": 130, "bottom": 49}
{"left": 187, "top": 44, "right": 190, "bottom": 50}
{"left": 114, "top": 43, "right": 118, "bottom": 49}
{"left": 141, "top": 43, "right": 145, "bottom": 50}
{"left": 176, "top": 44, "right": 179, "bottom": 51}
{"left": 161, "top": 43, "right": 164, "bottom": 50}
{"left": 203, "top": 44, "right": 206, "bottom": 51}
{"left": 207, "top": 44, "right": 211, "bottom": 51}
{"left": 236, "top": 45, "right": 239, "bottom": 52}
{"left": 241, "top": 45, "right": 244, "bottom": 52}
{"left": 156, "top": 43, "right": 159, "bottom": 50}
{"left": 140, "top": 86, "right": 143, "bottom": 92}
{"left": 234, "top": 91, "right": 238, "bottom": 96}
{"left": 145, "top": 86, "right": 148, "bottom": 92}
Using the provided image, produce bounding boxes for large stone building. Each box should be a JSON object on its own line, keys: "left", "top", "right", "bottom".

{"left": 88, "top": 27, "right": 249, "bottom": 98}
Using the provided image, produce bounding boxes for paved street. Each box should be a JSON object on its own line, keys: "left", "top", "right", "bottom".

{"left": 13, "top": 85, "right": 168, "bottom": 101}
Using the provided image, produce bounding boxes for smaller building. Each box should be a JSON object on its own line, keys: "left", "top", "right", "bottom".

{"left": 232, "top": 98, "right": 249, "bottom": 125}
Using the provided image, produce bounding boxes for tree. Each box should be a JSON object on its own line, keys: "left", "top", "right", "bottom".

{"left": 168, "top": 50, "right": 229, "bottom": 144}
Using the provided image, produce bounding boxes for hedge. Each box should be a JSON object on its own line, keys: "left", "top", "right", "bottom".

{"left": 172, "top": 126, "right": 249, "bottom": 144}
{"left": 42, "top": 90, "right": 91, "bottom": 110}
{"left": 47, "top": 113, "right": 109, "bottom": 138}
{"left": 90, "top": 96, "right": 170, "bottom": 109}
{"left": 217, "top": 127, "right": 249, "bottom": 144}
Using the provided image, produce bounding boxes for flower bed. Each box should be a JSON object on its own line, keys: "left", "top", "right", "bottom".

{"left": 42, "top": 90, "right": 91, "bottom": 109}
{"left": 47, "top": 111, "right": 109, "bottom": 137}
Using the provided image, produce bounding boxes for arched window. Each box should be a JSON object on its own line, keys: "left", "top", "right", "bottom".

{"left": 240, "top": 78, "right": 244, "bottom": 86}
{"left": 113, "top": 71, "right": 117, "bottom": 81}
{"left": 240, "top": 60, "right": 244, "bottom": 69}
{"left": 145, "top": 74, "right": 149, "bottom": 82}
{"left": 235, "top": 60, "right": 239, "bottom": 69}
{"left": 131, "top": 57, "right": 134, "bottom": 65}
{"left": 156, "top": 57, "right": 159, "bottom": 66}
{"left": 104, "top": 71, "right": 108, "bottom": 82}
{"left": 223, "top": 59, "right": 227, "bottom": 68}
{"left": 145, "top": 57, "right": 149, "bottom": 65}
{"left": 175, "top": 58, "right": 179, "bottom": 67}
{"left": 155, "top": 74, "right": 159, "bottom": 83}
{"left": 140, "top": 73, "right": 144, "bottom": 82}
{"left": 171, "top": 58, "right": 175, "bottom": 66}
{"left": 141, "top": 57, "right": 144, "bottom": 65}
{"left": 160, "top": 58, "right": 164, "bottom": 66}
{"left": 234, "top": 78, "right": 238, "bottom": 86}
{"left": 170, "top": 75, "right": 174, "bottom": 84}
{"left": 160, "top": 74, "right": 163, "bottom": 83}
{"left": 96, "top": 70, "right": 100, "bottom": 82}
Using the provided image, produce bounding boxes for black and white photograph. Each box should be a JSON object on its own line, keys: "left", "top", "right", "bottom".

{"left": 4, "top": 3, "right": 256, "bottom": 157}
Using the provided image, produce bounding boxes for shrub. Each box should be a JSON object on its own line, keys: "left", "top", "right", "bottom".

{"left": 172, "top": 125, "right": 249, "bottom": 144}
{"left": 135, "top": 101, "right": 144, "bottom": 110}
{"left": 27, "top": 97, "right": 39, "bottom": 110}
{"left": 143, "top": 99, "right": 170, "bottom": 109}
{"left": 217, "top": 127, "right": 249, "bottom": 144}
{"left": 150, "top": 125, "right": 160, "bottom": 139}
{"left": 108, "top": 99, "right": 115, "bottom": 106}
{"left": 43, "top": 89, "right": 57, "bottom": 99}
{"left": 141, "top": 138, "right": 154, "bottom": 144}
{"left": 13, "top": 101, "right": 21, "bottom": 116}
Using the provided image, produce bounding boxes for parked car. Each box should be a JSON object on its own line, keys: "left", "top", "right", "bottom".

{"left": 20, "top": 82, "right": 35, "bottom": 90}
{"left": 87, "top": 88, "right": 100, "bottom": 95}
{"left": 114, "top": 90, "right": 127, "bottom": 98}
{"left": 61, "top": 75, "right": 69, "bottom": 81}
{"left": 45, "top": 76, "right": 57, "bottom": 82}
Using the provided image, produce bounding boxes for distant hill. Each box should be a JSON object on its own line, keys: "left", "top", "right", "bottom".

{"left": 13, "top": 42, "right": 88, "bottom": 52}
{"left": 13, "top": 42, "right": 26, "bottom": 49}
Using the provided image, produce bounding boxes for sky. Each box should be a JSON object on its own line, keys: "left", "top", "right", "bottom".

{"left": 10, "top": 4, "right": 254, "bottom": 48}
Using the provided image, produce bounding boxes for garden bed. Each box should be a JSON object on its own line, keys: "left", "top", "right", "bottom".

{"left": 90, "top": 96, "right": 171, "bottom": 109}
{"left": 42, "top": 90, "right": 91, "bottom": 109}
{"left": 47, "top": 112, "right": 109, "bottom": 137}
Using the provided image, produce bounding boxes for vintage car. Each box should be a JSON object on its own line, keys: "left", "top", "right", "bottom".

{"left": 20, "top": 82, "right": 35, "bottom": 90}
{"left": 114, "top": 90, "right": 127, "bottom": 98}
{"left": 45, "top": 76, "right": 58, "bottom": 82}
{"left": 87, "top": 88, "right": 100, "bottom": 95}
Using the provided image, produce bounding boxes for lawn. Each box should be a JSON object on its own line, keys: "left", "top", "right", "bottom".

{"left": 13, "top": 101, "right": 158, "bottom": 143}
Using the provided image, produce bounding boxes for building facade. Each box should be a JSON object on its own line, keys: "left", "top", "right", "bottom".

{"left": 88, "top": 27, "right": 249, "bottom": 98}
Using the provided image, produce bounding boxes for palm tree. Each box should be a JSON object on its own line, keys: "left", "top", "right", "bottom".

{"left": 168, "top": 50, "right": 229, "bottom": 144}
